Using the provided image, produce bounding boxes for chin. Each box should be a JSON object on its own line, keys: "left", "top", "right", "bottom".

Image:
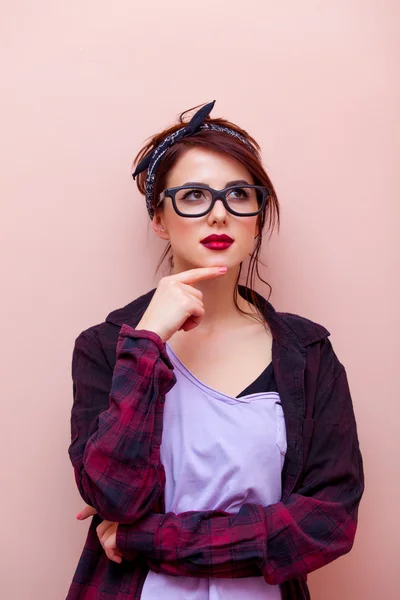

{"left": 192, "top": 256, "right": 242, "bottom": 271}
{"left": 174, "top": 245, "right": 247, "bottom": 271}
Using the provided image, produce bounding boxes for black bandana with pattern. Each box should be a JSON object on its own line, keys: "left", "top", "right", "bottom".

{"left": 132, "top": 100, "right": 256, "bottom": 218}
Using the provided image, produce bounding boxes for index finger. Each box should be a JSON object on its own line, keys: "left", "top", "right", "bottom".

{"left": 173, "top": 266, "right": 227, "bottom": 284}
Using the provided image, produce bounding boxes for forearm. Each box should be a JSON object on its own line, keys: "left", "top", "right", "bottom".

{"left": 116, "top": 483, "right": 360, "bottom": 583}
{"left": 117, "top": 504, "right": 265, "bottom": 578}
{"left": 70, "top": 324, "right": 176, "bottom": 523}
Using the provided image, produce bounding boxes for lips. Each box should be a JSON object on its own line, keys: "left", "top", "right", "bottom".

{"left": 200, "top": 234, "right": 234, "bottom": 243}
{"left": 200, "top": 234, "right": 234, "bottom": 251}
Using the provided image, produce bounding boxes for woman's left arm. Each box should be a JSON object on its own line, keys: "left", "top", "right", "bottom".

{"left": 116, "top": 342, "right": 364, "bottom": 584}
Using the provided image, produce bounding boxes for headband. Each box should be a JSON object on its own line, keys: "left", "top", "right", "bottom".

{"left": 132, "top": 100, "right": 256, "bottom": 218}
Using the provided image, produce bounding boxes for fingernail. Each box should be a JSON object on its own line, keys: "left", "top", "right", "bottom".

{"left": 76, "top": 513, "right": 82, "bottom": 520}
{"left": 219, "top": 267, "right": 227, "bottom": 273}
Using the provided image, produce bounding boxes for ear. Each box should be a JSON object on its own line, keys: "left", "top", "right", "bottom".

{"left": 151, "top": 212, "right": 170, "bottom": 240}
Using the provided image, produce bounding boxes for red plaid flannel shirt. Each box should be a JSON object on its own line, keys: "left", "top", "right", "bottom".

{"left": 66, "top": 287, "right": 364, "bottom": 599}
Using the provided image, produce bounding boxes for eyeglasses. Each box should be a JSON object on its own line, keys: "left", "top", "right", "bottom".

{"left": 157, "top": 184, "right": 269, "bottom": 217}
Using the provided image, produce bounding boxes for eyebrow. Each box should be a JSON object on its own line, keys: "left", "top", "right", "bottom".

{"left": 179, "top": 179, "right": 252, "bottom": 188}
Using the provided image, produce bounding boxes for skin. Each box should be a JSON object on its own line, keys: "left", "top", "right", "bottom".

{"left": 76, "top": 147, "right": 273, "bottom": 562}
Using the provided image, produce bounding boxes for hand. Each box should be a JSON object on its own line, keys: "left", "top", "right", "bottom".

{"left": 76, "top": 504, "right": 123, "bottom": 564}
{"left": 136, "top": 266, "right": 227, "bottom": 343}
{"left": 96, "top": 520, "right": 123, "bottom": 564}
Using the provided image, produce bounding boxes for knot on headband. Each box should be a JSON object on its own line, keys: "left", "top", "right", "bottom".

{"left": 132, "top": 100, "right": 255, "bottom": 218}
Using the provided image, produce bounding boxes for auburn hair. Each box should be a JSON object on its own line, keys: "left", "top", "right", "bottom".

{"left": 133, "top": 103, "right": 280, "bottom": 327}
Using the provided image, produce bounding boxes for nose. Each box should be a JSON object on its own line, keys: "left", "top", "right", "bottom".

{"left": 207, "top": 197, "right": 228, "bottom": 224}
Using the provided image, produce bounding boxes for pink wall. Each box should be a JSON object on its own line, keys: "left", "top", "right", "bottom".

{"left": 2, "top": 2, "right": 398, "bottom": 598}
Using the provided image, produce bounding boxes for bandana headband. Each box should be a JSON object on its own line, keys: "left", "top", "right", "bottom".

{"left": 132, "top": 100, "right": 256, "bottom": 218}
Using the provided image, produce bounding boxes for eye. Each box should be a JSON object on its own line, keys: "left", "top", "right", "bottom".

{"left": 227, "top": 187, "right": 249, "bottom": 200}
{"left": 182, "top": 188, "right": 207, "bottom": 200}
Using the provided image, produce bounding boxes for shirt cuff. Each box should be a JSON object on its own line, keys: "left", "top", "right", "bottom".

{"left": 116, "top": 513, "right": 162, "bottom": 558}
{"left": 118, "top": 323, "right": 174, "bottom": 370}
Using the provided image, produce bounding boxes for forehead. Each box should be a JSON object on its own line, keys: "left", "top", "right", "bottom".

{"left": 166, "top": 147, "right": 254, "bottom": 188}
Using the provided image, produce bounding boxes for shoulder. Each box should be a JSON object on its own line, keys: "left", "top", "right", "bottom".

{"left": 275, "top": 309, "right": 331, "bottom": 347}
{"left": 76, "top": 288, "right": 156, "bottom": 338}
{"left": 243, "top": 287, "right": 331, "bottom": 347}
{"left": 73, "top": 288, "right": 157, "bottom": 367}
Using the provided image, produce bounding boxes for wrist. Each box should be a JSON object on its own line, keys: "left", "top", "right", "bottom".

{"left": 136, "top": 320, "right": 166, "bottom": 343}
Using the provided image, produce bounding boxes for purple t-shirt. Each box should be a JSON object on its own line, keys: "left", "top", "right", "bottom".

{"left": 140, "top": 343, "right": 287, "bottom": 599}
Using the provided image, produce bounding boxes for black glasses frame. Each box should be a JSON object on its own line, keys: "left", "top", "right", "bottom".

{"left": 158, "top": 184, "right": 269, "bottom": 218}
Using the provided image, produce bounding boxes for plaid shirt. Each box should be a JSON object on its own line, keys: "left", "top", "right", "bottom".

{"left": 66, "top": 287, "right": 364, "bottom": 600}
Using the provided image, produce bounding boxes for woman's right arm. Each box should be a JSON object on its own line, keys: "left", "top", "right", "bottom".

{"left": 68, "top": 324, "right": 176, "bottom": 524}
{"left": 69, "top": 267, "right": 227, "bottom": 524}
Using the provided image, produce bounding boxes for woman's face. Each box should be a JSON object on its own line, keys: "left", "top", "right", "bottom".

{"left": 152, "top": 147, "right": 260, "bottom": 272}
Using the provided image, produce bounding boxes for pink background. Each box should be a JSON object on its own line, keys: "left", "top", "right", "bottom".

{"left": 1, "top": 2, "right": 398, "bottom": 598}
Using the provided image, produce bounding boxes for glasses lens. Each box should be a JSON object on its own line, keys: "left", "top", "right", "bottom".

{"left": 175, "top": 188, "right": 213, "bottom": 215}
{"left": 225, "top": 186, "right": 263, "bottom": 214}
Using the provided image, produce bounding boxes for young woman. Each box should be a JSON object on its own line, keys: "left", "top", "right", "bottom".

{"left": 67, "top": 101, "right": 364, "bottom": 600}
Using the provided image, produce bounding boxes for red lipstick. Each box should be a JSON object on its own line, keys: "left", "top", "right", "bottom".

{"left": 200, "top": 234, "right": 234, "bottom": 251}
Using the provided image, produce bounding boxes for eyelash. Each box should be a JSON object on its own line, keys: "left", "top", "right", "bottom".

{"left": 182, "top": 189, "right": 204, "bottom": 199}
{"left": 182, "top": 187, "right": 249, "bottom": 198}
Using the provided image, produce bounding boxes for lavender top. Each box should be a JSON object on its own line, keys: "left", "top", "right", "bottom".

{"left": 140, "top": 342, "right": 287, "bottom": 599}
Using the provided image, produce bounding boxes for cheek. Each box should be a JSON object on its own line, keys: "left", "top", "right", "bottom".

{"left": 238, "top": 219, "right": 258, "bottom": 245}
{"left": 164, "top": 212, "right": 196, "bottom": 245}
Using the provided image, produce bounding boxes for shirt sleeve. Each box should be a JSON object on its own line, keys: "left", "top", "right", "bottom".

{"left": 68, "top": 323, "right": 176, "bottom": 524}
{"left": 116, "top": 340, "right": 364, "bottom": 583}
